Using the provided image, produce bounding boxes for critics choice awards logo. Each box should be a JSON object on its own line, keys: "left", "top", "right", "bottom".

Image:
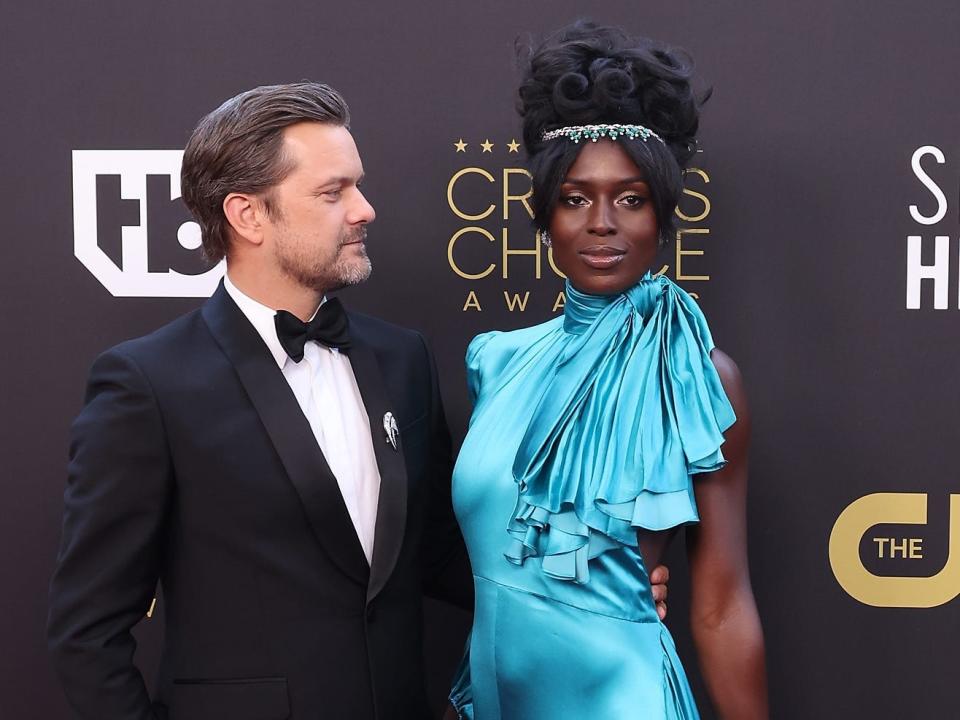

{"left": 442, "top": 136, "right": 716, "bottom": 313}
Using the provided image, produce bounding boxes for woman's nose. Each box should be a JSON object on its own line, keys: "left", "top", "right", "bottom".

{"left": 587, "top": 202, "right": 615, "bottom": 236}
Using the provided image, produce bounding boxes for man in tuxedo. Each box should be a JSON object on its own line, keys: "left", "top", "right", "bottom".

{"left": 48, "top": 82, "right": 669, "bottom": 719}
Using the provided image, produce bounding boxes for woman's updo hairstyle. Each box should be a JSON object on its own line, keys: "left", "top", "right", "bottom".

{"left": 518, "top": 20, "right": 707, "bottom": 246}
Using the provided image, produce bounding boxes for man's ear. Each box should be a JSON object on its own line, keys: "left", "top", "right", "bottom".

{"left": 223, "top": 193, "right": 267, "bottom": 248}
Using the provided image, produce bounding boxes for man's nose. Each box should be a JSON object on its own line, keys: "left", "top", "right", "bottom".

{"left": 351, "top": 189, "right": 376, "bottom": 224}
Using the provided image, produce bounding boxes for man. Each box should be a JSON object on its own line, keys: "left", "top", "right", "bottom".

{"left": 48, "top": 82, "right": 668, "bottom": 719}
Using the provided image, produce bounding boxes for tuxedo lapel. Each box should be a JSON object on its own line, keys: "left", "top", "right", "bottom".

{"left": 201, "top": 283, "right": 369, "bottom": 586}
{"left": 346, "top": 324, "right": 409, "bottom": 603}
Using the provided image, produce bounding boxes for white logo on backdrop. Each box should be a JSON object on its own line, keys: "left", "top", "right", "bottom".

{"left": 72, "top": 150, "right": 224, "bottom": 297}
{"left": 906, "top": 145, "right": 956, "bottom": 310}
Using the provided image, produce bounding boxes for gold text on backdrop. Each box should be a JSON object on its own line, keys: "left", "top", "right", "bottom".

{"left": 829, "top": 493, "right": 960, "bottom": 608}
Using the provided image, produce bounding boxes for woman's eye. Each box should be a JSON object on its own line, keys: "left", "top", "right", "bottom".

{"left": 619, "top": 194, "right": 646, "bottom": 207}
{"left": 560, "top": 195, "right": 588, "bottom": 206}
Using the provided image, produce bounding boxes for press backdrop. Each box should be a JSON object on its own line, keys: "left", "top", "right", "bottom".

{"left": 3, "top": 1, "right": 959, "bottom": 718}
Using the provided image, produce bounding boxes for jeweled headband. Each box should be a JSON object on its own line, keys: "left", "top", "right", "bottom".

{"left": 541, "top": 123, "right": 664, "bottom": 144}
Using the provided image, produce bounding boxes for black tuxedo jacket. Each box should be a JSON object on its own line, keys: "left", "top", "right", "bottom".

{"left": 48, "top": 284, "right": 472, "bottom": 720}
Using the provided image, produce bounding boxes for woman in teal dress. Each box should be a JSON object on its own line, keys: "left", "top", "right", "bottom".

{"left": 449, "top": 22, "right": 768, "bottom": 719}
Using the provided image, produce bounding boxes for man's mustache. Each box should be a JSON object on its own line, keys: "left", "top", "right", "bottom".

{"left": 341, "top": 227, "right": 368, "bottom": 246}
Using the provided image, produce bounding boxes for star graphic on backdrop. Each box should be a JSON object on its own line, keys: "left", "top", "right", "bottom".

{"left": 507, "top": 139, "right": 520, "bottom": 153}
{"left": 480, "top": 139, "right": 494, "bottom": 153}
{"left": 454, "top": 138, "right": 468, "bottom": 152}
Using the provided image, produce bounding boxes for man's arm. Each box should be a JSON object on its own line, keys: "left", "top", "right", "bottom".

{"left": 415, "top": 334, "right": 474, "bottom": 611}
{"left": 48, "top": 349, "right": 172, "bottom": 720}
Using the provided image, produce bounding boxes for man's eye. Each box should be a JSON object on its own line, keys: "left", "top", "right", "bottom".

{"left": 323, "top": 189, "right": 342, "bottom": 200}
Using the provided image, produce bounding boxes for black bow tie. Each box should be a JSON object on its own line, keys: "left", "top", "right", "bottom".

{"left": 274, "top": 299, "right": 351, "bottom": 362}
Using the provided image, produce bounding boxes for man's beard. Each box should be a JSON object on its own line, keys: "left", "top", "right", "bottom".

{"left": 276, "top": 227, "right": 372, "bottom": 293}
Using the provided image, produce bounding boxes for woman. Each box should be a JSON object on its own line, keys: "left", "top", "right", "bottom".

{"left": 449, "top": 22, "right": 767, "bottom": 719}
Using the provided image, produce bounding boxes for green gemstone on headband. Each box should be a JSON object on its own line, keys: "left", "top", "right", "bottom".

{"left": 541, "top": 123, "right": 665, "bottom": 145}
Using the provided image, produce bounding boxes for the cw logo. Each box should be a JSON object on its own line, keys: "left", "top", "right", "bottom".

{"left": 829, "top": 493, "right": 960, "bottom": 608}
{"left": 72, "top": 150, "right": 224, "bottom": 297}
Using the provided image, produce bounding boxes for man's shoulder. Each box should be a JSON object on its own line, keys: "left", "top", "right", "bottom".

{"left": 105, "top": 307, "right": 209, "bottom": 365}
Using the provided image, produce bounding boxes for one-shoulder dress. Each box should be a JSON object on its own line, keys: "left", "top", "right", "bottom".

{"left": 449, "top": 274, "right": 736, "bottom": 719}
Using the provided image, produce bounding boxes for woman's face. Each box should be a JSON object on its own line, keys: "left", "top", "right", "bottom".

{"left": 549, "top": 140, "right": 659, "bottom": 295}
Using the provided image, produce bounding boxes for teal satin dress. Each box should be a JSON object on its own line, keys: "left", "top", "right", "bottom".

{"left": 450, "top": 274, "right": 736, "bottom": 719}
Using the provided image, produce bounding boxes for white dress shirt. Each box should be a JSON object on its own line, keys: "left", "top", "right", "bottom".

{"left": 223, "top": 274, "right": 381, "bottom": 564}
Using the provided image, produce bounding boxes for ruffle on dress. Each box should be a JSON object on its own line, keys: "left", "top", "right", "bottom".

{"left": 476, "top": 274, "right": 736, "bottom": 584}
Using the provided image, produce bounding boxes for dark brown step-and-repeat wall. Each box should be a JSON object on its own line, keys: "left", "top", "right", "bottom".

{"left": 3, "top": 1, "right": 958, "bottom": 717}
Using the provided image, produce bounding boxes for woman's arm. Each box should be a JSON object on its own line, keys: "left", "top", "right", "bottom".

{"left": 686, "top": 348, "right": 768, "bottom": 719}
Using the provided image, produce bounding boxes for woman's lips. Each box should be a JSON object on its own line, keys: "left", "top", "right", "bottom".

{"left": 579, "top": 245, "right": 626, "bottom": 269}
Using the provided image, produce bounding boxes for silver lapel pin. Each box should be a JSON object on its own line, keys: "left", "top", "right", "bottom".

{"left": 383, "top": 412, "right": 399, "bottom": 451}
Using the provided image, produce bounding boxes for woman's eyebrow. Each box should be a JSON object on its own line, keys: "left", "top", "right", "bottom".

{"left": 562, "top": 176, "right": 648, "bottom": 185}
